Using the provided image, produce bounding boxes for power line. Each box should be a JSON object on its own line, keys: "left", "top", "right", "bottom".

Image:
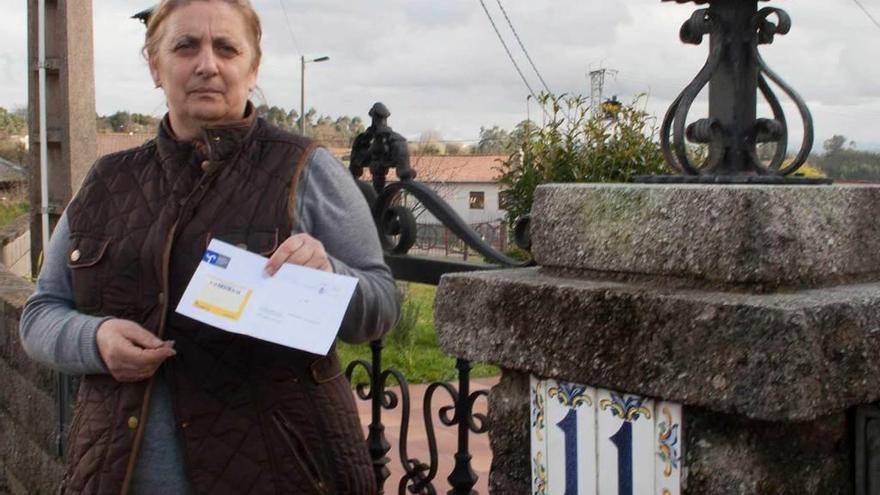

{"left": 278, "top": 0, "right": 303, "bottom": 55}
{"left": 852, "top": 0, "right": 880, "bottom": 31}
{"left": 493, "top": 0, "right": 552, "bottom": 94}
{"left": 476, "top": 0, "right": 547, "bottom": 119}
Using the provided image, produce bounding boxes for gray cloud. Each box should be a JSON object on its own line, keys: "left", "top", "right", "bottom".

{"left": 0, "top": 0, "right": 877, "bottom": 148}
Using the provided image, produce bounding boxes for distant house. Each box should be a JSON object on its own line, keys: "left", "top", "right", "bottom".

{"left": 328, "top": 150, "right": 508, "bottom": 226}
{"left": 405, "top": 154, "right": 507, "bottom": 225}
{"left": 0, "top": 157, "right": 27, "bottom": 189}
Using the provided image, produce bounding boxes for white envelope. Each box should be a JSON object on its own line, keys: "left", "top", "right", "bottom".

{"left": 176, "top": 239, "right": 358, "bottom": 355}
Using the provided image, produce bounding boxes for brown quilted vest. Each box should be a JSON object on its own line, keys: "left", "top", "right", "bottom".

{"left": 62, "top": 113, "right": 376, "bottom": 495}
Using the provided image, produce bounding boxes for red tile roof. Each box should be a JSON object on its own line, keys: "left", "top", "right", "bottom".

{"left": 340, "top": 153, "right": 507, "bottom": 184}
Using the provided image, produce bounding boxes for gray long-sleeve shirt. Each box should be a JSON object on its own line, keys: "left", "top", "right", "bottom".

{"left": 20, "top": 147, "right": 400, "bottom": 492}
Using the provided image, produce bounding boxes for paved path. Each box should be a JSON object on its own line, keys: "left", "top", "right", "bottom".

{"left": 355, "top": 377, "right": 498, "bottom": 495}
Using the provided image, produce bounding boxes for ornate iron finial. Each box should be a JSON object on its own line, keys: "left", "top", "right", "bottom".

{"left": 350, "top": 102, "right": 416, "bottom": 193}
{"left": 648, "top": 0, "right": 824, "bottom": 184}
{"left": 348, "top": 104, "right": 529, "bottom": 265}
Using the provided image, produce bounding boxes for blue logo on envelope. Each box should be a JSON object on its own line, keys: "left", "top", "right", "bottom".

{"left": 203, "top": 250, "right": 231, "bottom": 269}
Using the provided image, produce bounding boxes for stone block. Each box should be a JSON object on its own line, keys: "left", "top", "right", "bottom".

{"left": 0, "top": 358, "right": 58, "bottom": 454}
{"left": 531, "top": 184, "right": 880, "bottom": 287}
{"left": 682, "top": 407, "right": 850, "bottom": 494}
{"left": 435, "top": 268, "right": 880, "bottom": 422}
{"left": 0, "top": 270, "right": 53, "bottom": 394}
{"left": 436, "top": 182, "right": 880, "bottom": 493}
{"left": 488, "top": 370, "right": 530, "bottom": 495}
{"left": 0, "top": 410, "right": 64, "bottom": 495}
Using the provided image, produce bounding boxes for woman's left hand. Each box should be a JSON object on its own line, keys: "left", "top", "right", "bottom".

{"left": 264, "top": 233, "right": 332, "bottom": 275}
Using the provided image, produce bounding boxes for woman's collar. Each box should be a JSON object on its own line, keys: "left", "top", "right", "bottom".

{"left": 156, "top": 101, "right": 258, "bottom": 164}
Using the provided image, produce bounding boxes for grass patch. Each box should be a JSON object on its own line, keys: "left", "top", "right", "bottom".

{"left": 338, "top": 283, "right": 499, "bottom": 385}
{"left": 0, "top": 200, "right": 27, "bottom": 227}
{"left": 0, "top": 184, "right": 29, "bottom": 227}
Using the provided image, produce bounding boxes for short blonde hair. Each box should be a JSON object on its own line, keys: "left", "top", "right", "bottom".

{"left": 143, "top": 0, "right": 262, "bottom": 68}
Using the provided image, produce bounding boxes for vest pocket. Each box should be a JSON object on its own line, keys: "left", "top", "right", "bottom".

{"left": 67, "top": 236, "right": 110, "bottom": 313}
{"left": 271, "top": 409, "right": 329, "bottom": 494}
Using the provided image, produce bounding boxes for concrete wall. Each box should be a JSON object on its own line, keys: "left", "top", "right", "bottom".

{"left": 0, "top": 265, "right": 64, "bottom": 494}
{"left": 0, "top": 216, "right": 31, "bottom": 279}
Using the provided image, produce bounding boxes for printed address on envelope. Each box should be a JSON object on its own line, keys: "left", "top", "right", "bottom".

{"left": 176, "top": 239, "right": 358, "bottom": 355}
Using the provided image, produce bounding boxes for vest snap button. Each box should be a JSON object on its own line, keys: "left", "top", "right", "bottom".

{"left": 158, "top": 292, "right": 165, "bottom": 305}
{"left": 70, "top": 249, "right": 81, "bottom": 262}
{"left": 201, "top": 160, "right": 210, "bottom": 172}
{"left": 127, "top": 416, "right": 139, "bottom": 429}
{"left": 180, "top": 421, "right": 190, "bottom": 429}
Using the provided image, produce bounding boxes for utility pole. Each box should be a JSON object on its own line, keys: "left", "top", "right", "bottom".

{"left": 28, "top": 0, "right": 97, "bottom": 275}
{"left": 28, "top": 0, "right": 97, "bottom": 459}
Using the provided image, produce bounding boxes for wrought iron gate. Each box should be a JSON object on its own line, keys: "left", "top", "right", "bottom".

{"left": 346, "top": 102, "right": 530, "bottom": 494}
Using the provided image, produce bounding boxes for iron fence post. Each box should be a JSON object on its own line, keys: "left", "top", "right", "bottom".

{"left": 447, "top": 359, "right": 479, "bottom": 495}
{"left": 369, "top": 339, "right": 392, "bottom": 493}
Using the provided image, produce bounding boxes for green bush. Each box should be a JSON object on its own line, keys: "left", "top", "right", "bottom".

{"left": 498, "top": 93, "right": 669, "bottom": 224}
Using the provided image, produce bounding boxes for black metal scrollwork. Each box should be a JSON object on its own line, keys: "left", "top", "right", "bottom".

{"left": 374, "top": 180, "right": 526, "bottom": 266}
{"left": 344, "top": 298, "right": 491, "bottom": 495}
{"left": 660, "top": 9, "right": 725, "bottom": 175}
{"left": 345, "top": 342, "right": 394, "bottom": 488}
{"left": 345, "top": 104, "right": 524, "bottom": 494}
{"left": 350, "top": 102, "right": 533, "bottom": 271}
{"left": 655, "top": 1, "right": 819, "bottom": 182}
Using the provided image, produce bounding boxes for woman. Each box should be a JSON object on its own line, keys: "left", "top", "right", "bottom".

{"left": 19, "top": 1, "right": 399, "bottom": 493}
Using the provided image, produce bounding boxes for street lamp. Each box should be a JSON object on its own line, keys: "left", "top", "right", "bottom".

{"left": 526, "top": 94, "right": 532, "bottom": 128}
{"left": 300, "top": 55, "right": 330, "bottom": 136}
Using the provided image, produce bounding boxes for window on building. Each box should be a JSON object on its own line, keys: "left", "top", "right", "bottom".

{"left": 469, "top": 191, "right": 485, "bottom": 210}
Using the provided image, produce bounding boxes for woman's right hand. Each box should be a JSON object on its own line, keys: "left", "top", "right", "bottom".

{"left": 96, "top": 319, "right": 176, "bottom": 382}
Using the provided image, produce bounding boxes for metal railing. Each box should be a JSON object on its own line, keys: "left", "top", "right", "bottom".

{"left": 348, "top": 103, "right": 531, "bottom": 493}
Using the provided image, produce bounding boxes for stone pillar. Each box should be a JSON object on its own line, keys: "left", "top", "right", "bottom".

{"left": 435, "top": 184, "right": 880, "bottom": 493}
{"left": 27, "top": 0, "right": 97, "bottom": 275}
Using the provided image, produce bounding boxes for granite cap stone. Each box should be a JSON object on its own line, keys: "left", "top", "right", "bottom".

{"left": 435, "top": 267, "right": 880, "bottom": 422}
{"left": 531, "top": 184, "right": 880, "bottom": 288}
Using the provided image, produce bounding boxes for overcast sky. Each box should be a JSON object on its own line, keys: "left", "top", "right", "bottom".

{"left": 1, "top": 1, "right": 878, "bottom": 150}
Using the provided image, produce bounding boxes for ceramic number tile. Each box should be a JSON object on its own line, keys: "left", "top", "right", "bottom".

{"left": 544, "top": 380, "right": 597, "bottom": 495}
{"left": 533, "top": 379, "right": 683, "bottom": 495}
{"left": 654, "top": 402, "right": 683, "bottom": 495}
{"left": 573, "top": 383, "right": 598, "bottom": 495}
{"left": 531, "top": 375, "right": 548, "bottom": 495}
{"left": 597, "top": 389, "right": 655, "bottom": 495}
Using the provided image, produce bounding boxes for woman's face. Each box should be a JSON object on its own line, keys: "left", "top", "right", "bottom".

{"left": 149, "top": 1, "right": 258, "bottom": 137}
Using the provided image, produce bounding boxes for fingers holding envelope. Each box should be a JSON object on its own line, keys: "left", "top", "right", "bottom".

{"left": 264, "top": 233, "right": 332, "bottom": 275}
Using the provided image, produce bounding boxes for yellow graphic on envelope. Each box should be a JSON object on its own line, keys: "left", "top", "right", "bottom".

{"left": 193, "top": 276, "right": 253, "bottom": 321}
